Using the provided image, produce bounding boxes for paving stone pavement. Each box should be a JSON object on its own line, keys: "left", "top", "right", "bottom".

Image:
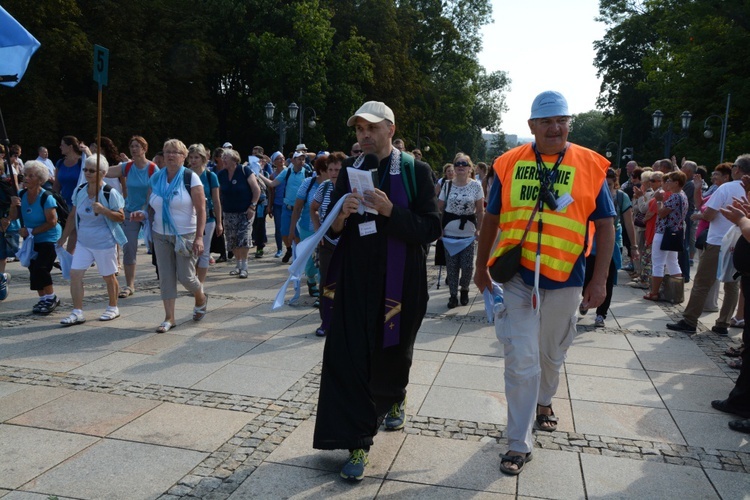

{"left": 1, "top": 241, "right": 749, "bottom": 499}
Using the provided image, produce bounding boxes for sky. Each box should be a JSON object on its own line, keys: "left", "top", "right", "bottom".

{"left": 478, "top": 0, "right": 606, "bottom": 139}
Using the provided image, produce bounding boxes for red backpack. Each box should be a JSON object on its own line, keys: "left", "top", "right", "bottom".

{"left": 124, "top": 160, "right": 157, "bottom": 178}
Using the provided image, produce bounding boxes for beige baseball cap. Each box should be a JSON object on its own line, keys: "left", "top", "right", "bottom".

{"left": 346, "top": 101, "right": 395, "bottom": 126}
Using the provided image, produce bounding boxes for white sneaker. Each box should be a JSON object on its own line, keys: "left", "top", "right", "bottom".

{"left": 594, "top": 315, "right": 605, "bottom": 328}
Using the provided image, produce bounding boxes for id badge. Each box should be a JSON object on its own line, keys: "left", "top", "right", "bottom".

{"left": 555, "top": 193, "right": 574, "bottom": 212}
{"left": 359, "top": 220, "right": 377, "bottom": 236}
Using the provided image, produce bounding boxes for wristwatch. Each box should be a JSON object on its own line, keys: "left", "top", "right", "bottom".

{"left": 249, "top": 203, "right": 257, "bottom": 209}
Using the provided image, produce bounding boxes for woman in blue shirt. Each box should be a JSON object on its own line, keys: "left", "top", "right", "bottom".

{"left": 105, "top": 136, "right": 159, "bottom": 298}
{"left": 12, "top": 161, "right": 62, "bottom": 314}
{"left": 57, "top": 155, "right": 126, "bottom": 325}
{"left": 188, "top": 144, "right": 222, "bottom": 283}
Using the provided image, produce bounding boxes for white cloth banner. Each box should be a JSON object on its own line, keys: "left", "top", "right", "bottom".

{"left": 441, "top": 236, "right": 475, "bottom": 256}
{"left": 272, "top": 194, "right": 351, "bottom": 310}
{"left": 55, "top": 245, "right": 73, "bottom": 280}
{"left": 17, "top": 234, "right": 37, "bottom": 267}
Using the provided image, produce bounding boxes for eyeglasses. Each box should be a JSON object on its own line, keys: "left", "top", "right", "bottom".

{"left": 82, "top": 168, "right": 99, "bottom": 174}
{"left": 352, "top": 150, "right": 363, "bottom": 154}
{"left": 454, "top": 161, "right": 469, "bottom": 167}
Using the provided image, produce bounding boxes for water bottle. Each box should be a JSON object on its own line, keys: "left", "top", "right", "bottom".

{"left": 492, "top": 283, "right": 505, "bottom": 316}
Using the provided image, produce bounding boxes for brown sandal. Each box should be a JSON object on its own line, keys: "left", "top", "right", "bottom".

{"left": 643, "top": 292, "right": 660, "bottom": 301}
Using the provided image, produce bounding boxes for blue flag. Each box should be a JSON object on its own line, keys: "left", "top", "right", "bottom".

{"left": 0, "top": 5, "right": 41, "bottom": 88}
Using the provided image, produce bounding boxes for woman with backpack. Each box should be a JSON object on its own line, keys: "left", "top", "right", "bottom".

{"left": 105, "top": 136, "right": 159, "bottom": 298}
{"left": 187, "top": 143, "right": 222, "bottom": 283}
{"left": 289, "top": 154, "right": 330, "bottom": 299}
{"left": 12, "top": 161, "right": 62, "bottom": 314}
{"left": 217, "top": 148, "right": 261, "bottom": 278}
{"left": 129, "top": 139, "right": 208, "bottom": 333}
{"left": 57, "top": 155, "right": 126, "bottom": 325}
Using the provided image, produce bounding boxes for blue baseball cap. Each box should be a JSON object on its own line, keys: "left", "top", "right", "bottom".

{"left": 530, "top": 91, "right": 570, "bottom": 119}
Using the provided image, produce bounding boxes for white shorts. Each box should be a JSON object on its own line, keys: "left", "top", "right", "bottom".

{"left": 71, "top": 243, "right": 119, "bottom": 277}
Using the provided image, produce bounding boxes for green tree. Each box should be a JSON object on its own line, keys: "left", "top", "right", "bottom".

{"left": 595, "top": 0, "right": 750, "bottom": 167}
{"left": 569, "top": 110, "right": 608, "bottom": 152}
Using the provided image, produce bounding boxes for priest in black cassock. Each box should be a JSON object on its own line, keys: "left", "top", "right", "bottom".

{"left": 313, "top": 101, "right": 441, "bottom": 481}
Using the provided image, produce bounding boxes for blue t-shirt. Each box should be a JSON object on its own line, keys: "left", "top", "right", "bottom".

{"left": 272, "top": 168, "right": 287, "bottom": 206}
{"left": 21, "top": 190, "right": 62, "bottom": 243}
{"left": 486, "top": 178, "right": 616, "bottom": 289}
{"left": 123, "top": 161, "right": 159, "bottom": 213}
{"left": 199, "top": 170, "right": 220, "bottom": 223}
{"left": 296, "top": 177, "right": 323, "bottom": 232}
{"left": 73, "top": 187, "right": 125, "bottom": 250}
{"left": 55, "top": 158, "right": 82, "bottom": 206}
{"left": 283, "top": 168, "right": 307, "bottom": 208}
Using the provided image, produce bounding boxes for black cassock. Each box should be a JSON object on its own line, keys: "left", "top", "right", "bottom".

{"left": 313, "top": 154, "right": 441, "bottom": 450}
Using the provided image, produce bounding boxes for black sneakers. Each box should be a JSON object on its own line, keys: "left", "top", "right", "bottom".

{"left": 666, "top": 319, "right": 697, "bottom": 333}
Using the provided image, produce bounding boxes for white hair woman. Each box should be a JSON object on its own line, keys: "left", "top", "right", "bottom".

{"left": 130, "top": 139, "right": 207, "bottom": 332}
{"left": 187, "top": 143, "right": 222, "bottom": 283}
{"left": 57, "top": 154, "right": 127, "bottom": 324}
{"left": 11, "top": 161, "right": 62, "bottom": 314}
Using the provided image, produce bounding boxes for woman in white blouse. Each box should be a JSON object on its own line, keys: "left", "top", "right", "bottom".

{"left": 438, "top": 153, "right": 484, "bottom": 309}
{"left": 130, "top": 139, "right": 207, "bottom": 333}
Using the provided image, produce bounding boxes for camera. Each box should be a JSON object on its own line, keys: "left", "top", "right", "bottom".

{"left": 541, "top": 185, "right": 558, "bottom": 211}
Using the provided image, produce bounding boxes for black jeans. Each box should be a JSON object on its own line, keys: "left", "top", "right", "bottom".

{"left": 726, "top": 275, "right": 750, "bottom": 412}
{"left": 583, "top": 252, "right": 617, "bottom": 319}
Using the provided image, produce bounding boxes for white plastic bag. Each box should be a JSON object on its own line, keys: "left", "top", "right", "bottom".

{"left": 55, "top": 245, "right": 73, "bottom": 280}
{"left": 718, "top": 225, "right": 741, "bottom": 282}
{"left": 17, "top": 235, "right": 37, "bottom": 267}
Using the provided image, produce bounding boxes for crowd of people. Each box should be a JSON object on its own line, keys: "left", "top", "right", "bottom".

{"left": 1, "top": 92, "right": 749, "bottom": 482}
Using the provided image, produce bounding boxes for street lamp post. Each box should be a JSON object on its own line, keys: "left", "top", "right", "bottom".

{"left": 605, "top": 141, "right": 619, "bottom": 162}
{"left": 265, "top": 101, "right": 299, "bottom": 152}
{"left": 298, "top": 107, "right": 317, "bottom": 145}
{"left": 702, "top": 93, "right": 731, "bottom": 164}
{"left": 652, "top": 109, "right": 692, "bottom": 157}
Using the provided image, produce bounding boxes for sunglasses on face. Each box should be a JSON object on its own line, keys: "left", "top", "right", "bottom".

{"left": 82, "top": 168, "right": 99, "bottom": 174}
{"left": 454, "top": 161, "right": 469, "bottom": 167}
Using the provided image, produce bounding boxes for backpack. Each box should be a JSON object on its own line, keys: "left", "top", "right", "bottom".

{"left": 73, "top": 182, "right": 115, "bottom": 225}
{"left": 19, "top": 188, "right": 70, "bottom": 229}
{"left": 124, "top": 160, "right": 157, "bottom": 178}
{"left": 0, "top": 178, "right": 16, "bottom": 218}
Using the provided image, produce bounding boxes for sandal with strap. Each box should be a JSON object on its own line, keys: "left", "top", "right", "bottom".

{"left": 728, "top": 358, "right": 743, "bottom": 369}
{"left": 37, "top": 296, "right": 60, "bottom": 315}
{"left": 229, "top": 268, "right": 241, "bottom": 276}
{"left": 99, "top": 307, "right": 120, "bottom": 321}
{"left": 193, "top": 295, "right": 208, "bottom": 321}
{"left": 499, "top": 451, "right": 533, "bottom": 475}
{"left": 118, "top": 286, "right": 134, "bottom": 298}
{"left": 535, "top": 404, "right": 559, "bottom": 432}
{"left": 60, "top": 311, "right": 86, "bottom": 326}
{"left": 156, "top": 321, "right": 175, "bottom": 333}
{"left": 307, "top": 281, "right": 320, "bottom": 297}
{"left": 643, "top": 292, "right": 660, "bottom": 301}
{"left": 726, "top": 346, "right": 744, "bottom": 357}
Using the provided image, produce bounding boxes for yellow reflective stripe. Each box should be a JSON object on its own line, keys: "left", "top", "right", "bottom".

{"left": 501, "top": 229, "right": 582, "bottom": 255}
{"left": 500, "top": 209, "right": 586, "bottom": 234}
{"left": 520, "top": 248, "right": 574, "bottom": 273}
